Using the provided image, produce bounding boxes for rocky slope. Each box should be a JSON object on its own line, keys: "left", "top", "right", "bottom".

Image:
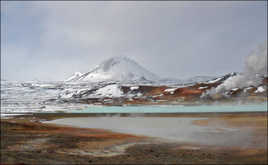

{"left": 59, "top": 72, "right": 267, "bottom": 105}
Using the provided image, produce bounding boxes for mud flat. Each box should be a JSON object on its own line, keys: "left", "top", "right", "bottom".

{"left": 1, "top": 112, "right": 267, "bottom": 164}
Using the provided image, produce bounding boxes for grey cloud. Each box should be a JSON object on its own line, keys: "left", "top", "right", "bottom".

{"left": 1, "top": 1, "right": 267, "bottom": 81}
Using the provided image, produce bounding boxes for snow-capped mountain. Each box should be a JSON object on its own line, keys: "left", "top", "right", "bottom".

{"left": 65, "top": 56, "right": 159, "bottom": 83}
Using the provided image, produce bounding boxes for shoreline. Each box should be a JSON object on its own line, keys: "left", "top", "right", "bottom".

{"left": 1, "top": 111, "right": 267, "bottom": 121}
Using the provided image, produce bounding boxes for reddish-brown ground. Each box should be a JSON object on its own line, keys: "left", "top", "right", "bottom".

{"left": 119, "top": 83, "right": 267, "bottom": 106}
{"left": 1, "top": 113, "right": 267, "bottom": 164}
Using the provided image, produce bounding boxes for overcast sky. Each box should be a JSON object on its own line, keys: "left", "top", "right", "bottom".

{"left": 1, "top": 1, "right": 267, "bottom": 81}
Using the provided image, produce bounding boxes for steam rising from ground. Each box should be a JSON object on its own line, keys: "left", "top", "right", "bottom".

{"left": 45, "top": 117, "right": 265, "bottom": 148}
{"left": 205, "top": 42, "right": 267, "bottom": 95}
{"left": 245, "top": 43, "right": 267, "bottom": 77}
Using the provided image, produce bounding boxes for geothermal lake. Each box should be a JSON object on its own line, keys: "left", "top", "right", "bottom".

{"left": 44, "top": 103, "right": 267, "bottom": 148}
{"left": 68, "top": 103, "right": 267, "bottom": 113}
{"left": 45, "top": 116, "right": 267, "bottom": 148}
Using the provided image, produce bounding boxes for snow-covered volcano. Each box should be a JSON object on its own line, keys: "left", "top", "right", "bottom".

{"left": 65, "top": 56, "right": 159, "bottom": 83}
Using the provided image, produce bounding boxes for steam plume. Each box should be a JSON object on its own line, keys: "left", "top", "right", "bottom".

{"left": 205, "top": 41, "right": 267, "bottom": 95}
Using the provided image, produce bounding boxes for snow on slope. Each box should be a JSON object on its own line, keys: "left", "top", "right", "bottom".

{"left": 94, "top": 84, "right": 123, "bottom": 98}
{"left": 65, "top": 72, "right": 83, "bottom": 82}
{"left": 67, "top": 56, "right": 159, "bottom": 83}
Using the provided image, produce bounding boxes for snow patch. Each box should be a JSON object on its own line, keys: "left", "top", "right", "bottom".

{"left": 152, "top": 94, "right": 164, "bottom": 98}
{"left": 164, "top": 88, "right": 177, "bottom": 94}
{"left": 231, "top": 88, "right": 239, "bottom": 91}
{"left": 254, "top": 86, "right": 265, "bottom": 93}
{"left": 130, "top": 86, "right": 139, "bottom": 90}
{"left": 207, "top": 78, "right": 222, "bottom": 84}
{"left": 95, "top": 84, "right": 123, "bottom": 98}
{"left": 198, "top": 86, "right": 208, "bottom": 90}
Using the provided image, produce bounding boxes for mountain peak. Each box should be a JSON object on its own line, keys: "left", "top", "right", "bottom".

{"left": 97, "top": 56, "right": 137, "bottom": 72}
{"left": 66, "top": 56, "right": 159, "bottom": 83}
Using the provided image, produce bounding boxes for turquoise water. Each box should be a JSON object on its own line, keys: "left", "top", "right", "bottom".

{"left": 69, "top": 103, "right": 267, "bottom": 113}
